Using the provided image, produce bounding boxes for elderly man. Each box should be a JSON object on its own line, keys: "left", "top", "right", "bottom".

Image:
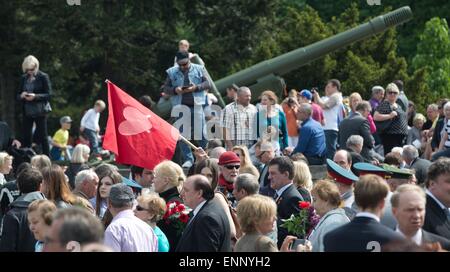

{"left": 423, "top": 104, "right": 440, "bottom": 131}
{"left": 423, "top": 158, "right": 450, "bottom": 239}
{"left": 232, "top": 173, "right": 260, "bottom": 202}
{"left": 289, "top": 103, "right": 326, "bottom": 165}
{"left": 255, "top": 140, "right": 276, "bottom": 197}
{"left": 221, "top": 86, "right": 258, "bottom": 150}
{"left": 369, "top": 85, "right": 385, "bottom": 111}
{"left": 73, "top": 169, "right": 98, "bottom": 214}
{"left": 163, "top": 51, "right": 211, "bottom": 168}
{"left": 391, "top": 184, "right": 450, "bottom": 250}
{"left": 43, "top": 207, "right": 104, "bottom": 252}
{"left": 177, "top": 175, "right": 231, "bottom": 252}
{"left": 104, "top": 184, "right": 158, "bottom": 252}
{"left": 402, "top": 145, "right": 431, "bottom": 185}
{"left": 217, "top": 151, "right": 240, "bottom": 204}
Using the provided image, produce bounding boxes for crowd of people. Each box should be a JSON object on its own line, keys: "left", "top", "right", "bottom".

{"left": 0, "top": 39, "right": 449, "bottom": 252}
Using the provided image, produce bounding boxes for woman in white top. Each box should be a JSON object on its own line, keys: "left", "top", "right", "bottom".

{"left": 0, "top": 152, "right": 13, "bottom": 186}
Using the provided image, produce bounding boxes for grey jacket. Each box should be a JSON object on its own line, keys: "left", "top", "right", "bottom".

{"left": 309, "top": 208, "right": 350, "bottom": 252}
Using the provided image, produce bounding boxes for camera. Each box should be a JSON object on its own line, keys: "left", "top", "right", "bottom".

{"left": 311, "top": 87, "right": 318, "bottom": 93}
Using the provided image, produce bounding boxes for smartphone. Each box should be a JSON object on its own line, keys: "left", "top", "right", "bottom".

{"left": 290, "top": 239, "right": 306, "bottom": 250}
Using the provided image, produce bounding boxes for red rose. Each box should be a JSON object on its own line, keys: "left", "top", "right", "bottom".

{"left": 179, "top": 213, "right": 189, "bottom": 224}
{"left": 178, "top": 204, "right": 185, "bottom": 211}
{"left": 299, "top": 201, "right": 311, "bottom": 209}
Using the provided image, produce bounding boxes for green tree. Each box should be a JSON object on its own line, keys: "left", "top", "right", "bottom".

{"left": 412, "top": 17, "right": 450, "bottom": 109}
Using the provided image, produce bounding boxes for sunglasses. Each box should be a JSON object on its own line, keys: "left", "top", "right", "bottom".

{"left": 135, "top": 205, "right": 146, "bottom": 211}
{"left": 224, "top": 165, "right": 240, "bottom": 170}
{"left": 256, "top": 151, "right": 266, "bottom": 159}
{"left": 388, "top": 91, "right": 399, "bottom": 95}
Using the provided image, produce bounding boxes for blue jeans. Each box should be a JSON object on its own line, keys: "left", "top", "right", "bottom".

{"left": 84, "top": 128, "right": 99, "bottom": 154}
{"left": 177, "top": 106, "right": 207, "bottom": 164}
{"left": 324, "top": 130, "right": 338, "bottom": 160}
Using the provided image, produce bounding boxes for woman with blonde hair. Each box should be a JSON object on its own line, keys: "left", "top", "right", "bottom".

{"left": 307, "top": 180, "right": 349, "bottom": 252}
{"left": 66, "top": 144, "right": 90, "bottom": 189}
{"left": 407, "top": 113, "right": 426, "bottom": 148}
{"left": 0, "top": 152, "right": 13, "bottom": 185}
{"left": 153, "top": 160, "right": 185, "bottom": 251}
{"left": 31, "top": 154, "right": 51, "bottom": 172}
{"left": 232, "top": 145, "right": 260, "bottom": 179}
{"left": 293, "top": 160, "right": 313, "bottom": 202}
{"left": 374, "top": 83, "right": 408, "bottom": 155}
{"left": 134, "top": 193, "right": 170, "bottom": 252}
{"left": 18, "top": 55, "right": 52, "bottom": 156}
{"left": 27, "top": 199, "right": 57, "bottom": 252}
{"left": 235, "top": 195, "right": 278, "bottom": 252}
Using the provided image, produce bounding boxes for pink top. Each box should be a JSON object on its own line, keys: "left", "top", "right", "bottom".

{"left": 367, "top": 113, "right": 377, "bottom": 134}
{"left": 311, "top": 103, "right": 325, "bottom": 125}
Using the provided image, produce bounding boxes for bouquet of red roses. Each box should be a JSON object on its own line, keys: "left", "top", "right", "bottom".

{"left": 281, "top": 201, "right": 320, "bottom": 238}
{"left": 162, "top": 201, "right": 192, "bottom": 235}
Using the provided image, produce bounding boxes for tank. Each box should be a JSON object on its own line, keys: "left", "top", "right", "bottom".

{"left": 157, "top": 6, "right": 413, "bottom": 118}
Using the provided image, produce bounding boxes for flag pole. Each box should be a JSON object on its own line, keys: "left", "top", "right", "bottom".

{"left": 179, "top": 135, "right": 198, "bottom": 150}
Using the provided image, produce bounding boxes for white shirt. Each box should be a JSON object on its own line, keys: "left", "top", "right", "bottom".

{"left": 80, "top": 108, "right": 100, "bottom": 131}
{"left": 355, "top": 212, "right": 380, "bottom": 222}
{"left": 321, "top": 93, "right": 343, "bottom": 131}
{"left": 192, "top": 200, "right": 207, "bottom": 218}
{"left": 275, "top": 182, "right": 293, "bottom": 198}
{"left": 396, "top": 227, "right": 423, "bottom": 245}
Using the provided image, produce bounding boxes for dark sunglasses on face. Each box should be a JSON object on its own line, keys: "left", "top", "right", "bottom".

{"left": 224, "top": 165, "right": 240, "bottom": 170}
{"left": 135, "top": 205, "right": 146, "bottom": 211}
{"left": 388, "top": 91, "right": 399, "bottom": 95}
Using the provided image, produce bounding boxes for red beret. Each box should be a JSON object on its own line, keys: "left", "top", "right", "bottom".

{"left": 218, "top": 151, "right": 241, "bottom": 165}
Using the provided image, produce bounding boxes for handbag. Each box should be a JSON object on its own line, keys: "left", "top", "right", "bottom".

{"left": 24, "top": 101, "right": 52, "bottom": 118}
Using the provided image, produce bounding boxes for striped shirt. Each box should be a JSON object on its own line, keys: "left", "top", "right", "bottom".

{"left": 221, "top": 102, "right": 258, "bottom": 148}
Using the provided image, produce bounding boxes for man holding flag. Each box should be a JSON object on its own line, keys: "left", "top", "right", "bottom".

{"left": 162, "top": 51, "right": 211, "bottom": 168}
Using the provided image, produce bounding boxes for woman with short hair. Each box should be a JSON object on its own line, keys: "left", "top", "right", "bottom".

{"left": 134, "top": 193, "right": 170, "bottom": 252}
{"left": 374, "top": 83, "right": 408, "bottom": 155}
{"left": 27, "top": 199, "right": 57, "bottom": 252}
{"left": 308, "top": 180, "right": 350, "bottom": 252}
{"left": 153, "top": 160, "right": 185, "bottom": 251}
{"left": 18, "top": 55, "right": 52, "bottom": 156}
{"left": 66, "top": 144, "right": 90, "bottom": 189}
{"left": 235, "top": 194, "right": 278, "bottom": 252}
{"left": 30, "top": 154, "right": 51, "bottom": 172}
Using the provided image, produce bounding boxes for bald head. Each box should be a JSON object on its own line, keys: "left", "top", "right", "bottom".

{"left": 333, "top": 150, "right": 352, "bottom": 171}
{"left": 182, "top": 175, "right": 215, "bottom": 210}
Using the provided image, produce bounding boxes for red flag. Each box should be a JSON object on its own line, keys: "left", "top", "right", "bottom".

{"left": 103, "top": 81, "right": 180, "bottom": 169}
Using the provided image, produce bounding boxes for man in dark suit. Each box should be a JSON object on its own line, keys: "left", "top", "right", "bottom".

{"left": 338, "top": 101, "right": 375, "bottom": 161}
{"left": 176, "top": 175, "right": 231, "bottom": 252}
{"left": 268, "top": 156, "right": 304, "bottom": 248}
{"left": 423, "top": 159, "right": 450, "bottom": 239}
{"left": 255, "top": 140, "right": 276, "bottom": 198}
{"left": 394, "top": 79, "right": 409, "bottom": 113}
{"left": 391, "top": 184, "right": 450, "bottom": 250}
{"left": 402, "top": 145, "right": 431, "bottom": 185}
{"left": 323, "top": 174, "right": 404, "bottom": 252}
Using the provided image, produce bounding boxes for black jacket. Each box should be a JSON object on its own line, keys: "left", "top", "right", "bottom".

{"left": 431, "top": 117, "right": 445, "bottom": 150}
{"left": 17, "top": 71, "right": 52, "bottom": 118}
{"left": 276, "top": 184, "right": 304, "bottom": 248}
{"left": 323, "top": 216, "right": 404, "bottom": 252}
{"left": 0, "top": 122, "right": 14, "bottom": 152}
{"left": 406, "top": 158, "right": 431, "bottom": 185}
{"left": 176, "top": 198, "right": 231, "bottom": 252}
{"left": 422, "top": 229, "right": 450, "bottom": 250}
{"left": 157, "top": 186, "right": 183, "bottom": 252}
{"left": 0, "top": 191, "right": 46, "bottom": 252}
{"left": 423, "top": 194, "right": 450, "bottom": 239}
{"left": 338, "top": 113, "right": 374, "bottom": 160}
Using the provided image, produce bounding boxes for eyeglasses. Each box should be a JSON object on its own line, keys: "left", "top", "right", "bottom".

{"left": 256, "top": 151, "right": 266, "bottom": 159}
{"left": 224, "top": 165, "right": 240, "bottom": 170}
{"left": 135, "top": 205, "right": 146, "bottom": 211}
{"left": 388, "top": 91, "right": 399, "bottom": 95}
